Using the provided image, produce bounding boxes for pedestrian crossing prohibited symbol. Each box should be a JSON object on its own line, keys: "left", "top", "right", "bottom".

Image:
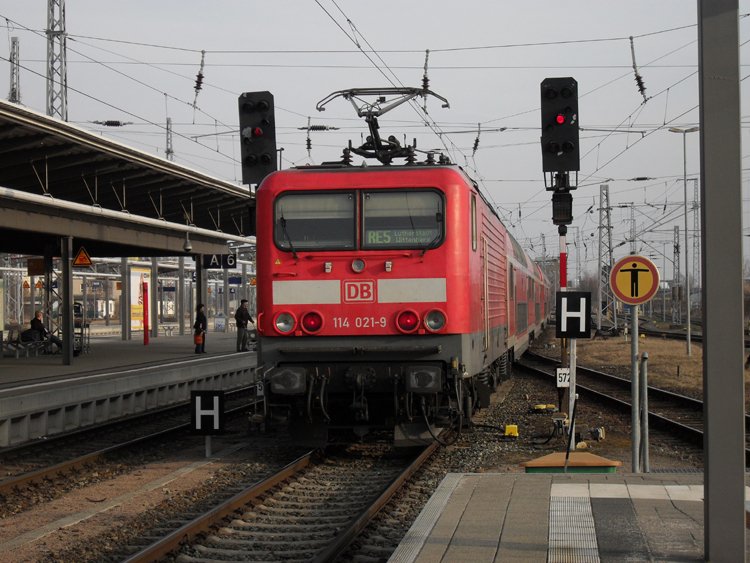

{"left": 610, "top": 255, "right": 660, "bottom": 305}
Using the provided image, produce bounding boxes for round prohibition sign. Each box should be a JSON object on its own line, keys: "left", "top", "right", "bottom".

{"left": 610, "top": 255, "right": 660, "bottom": 305}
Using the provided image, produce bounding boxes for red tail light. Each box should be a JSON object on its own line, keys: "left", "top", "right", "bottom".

{"left": 301, "top": 311, "right": 323, "bottom": 334}
{"left": 396, "top": 310, "right": 420, "bottom": 333}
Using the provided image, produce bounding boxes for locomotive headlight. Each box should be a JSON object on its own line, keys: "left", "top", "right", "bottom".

{"left": 396, "top": 309, "right": 420, "bottom": 333}
{"left": 351, "top": 258, "right": 366, "bottom": 273}
{"left": 301, "top": 311, "right": 323, "bottom": 334}
{"left": 274, "top": 312, "right": 296, "bottom": 334}
{"left": 424, "top": 309, "right": 447, "bottom": 332}
{"left": 269, "top": 366, "right": 307, "bottom": 394}
{"left": 405, "top": 365, "right": 442, "bottom": 393}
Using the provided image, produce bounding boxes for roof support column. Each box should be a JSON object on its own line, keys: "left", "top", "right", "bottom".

{"left": 61, "top": 236, "right": 73, "bottom": 365}
{"left": 150, "top": 258, "right": 158, "bottom": 339}
{"left": 177, "top": 257, "right": 185, "bottom": 336}
{"left": 120, "top": 257, "right": 129, "bottom": 340}
{"left": 195, "top": 258, "right": 205, "bottom": 322}
{"left": 698, "top": 0, "right": 746, "bottom": 557}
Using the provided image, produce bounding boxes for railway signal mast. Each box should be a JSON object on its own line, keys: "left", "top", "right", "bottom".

{"left": 540, "top": 77, "right": 581, "bottom": 456}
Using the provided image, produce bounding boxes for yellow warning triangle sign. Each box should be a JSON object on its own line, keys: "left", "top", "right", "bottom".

{"left": 73, "top": 247, "right": 93, "bottom": 267}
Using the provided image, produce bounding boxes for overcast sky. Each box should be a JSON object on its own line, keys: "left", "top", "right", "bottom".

{"left": 1, "top": 1, "right": 748, "bottom": 282}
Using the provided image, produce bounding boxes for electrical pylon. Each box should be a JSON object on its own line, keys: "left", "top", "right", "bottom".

{"left": 8, "top": 37, "right": 20, "bottom": 103}
{"left": 597, "top": 184, "right": 616, "bottom": 330}
{"left": 673, "top": 225, "right": 681, "bottom": 323}
{"left": 46, "top": 0, "right": 68, "bottom": 120}
{"left": 166, "top": 117, "right": 175, "bottom": 161}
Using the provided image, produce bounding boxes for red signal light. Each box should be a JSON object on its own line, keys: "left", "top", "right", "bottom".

{"left": 555, "top": 114, "right": 566, "bottom": 125}
{"left": 252, "top": 127, "right": 264, "bottom": 137}
{"left": 396, "top": 310, "right": 420, "bottom": 333}
{"left": 301, "top": 311, "right": 323, "bottom": 333}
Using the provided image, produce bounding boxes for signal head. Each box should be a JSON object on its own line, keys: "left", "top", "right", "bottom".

{"left": 238, "top": 91, "right": 277, "bottom": 185}
{"left": 540, "top": 77, "right": 579, "bottom": 174}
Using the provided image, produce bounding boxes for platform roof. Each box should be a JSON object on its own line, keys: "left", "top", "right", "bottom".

{"left": 0, "top": 99, "right": 254, "bottom": 257}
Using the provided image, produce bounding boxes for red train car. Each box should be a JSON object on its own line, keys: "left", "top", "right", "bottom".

{"left": 255, "top": 164, "right": 549, "bottom": 445}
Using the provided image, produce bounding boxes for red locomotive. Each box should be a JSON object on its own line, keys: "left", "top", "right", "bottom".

{"left": 253, "top": 88, "right": 550, "bottom": 446}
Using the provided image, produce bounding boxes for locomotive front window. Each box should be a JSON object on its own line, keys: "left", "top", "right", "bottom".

{"left": 362, "top": 190, "right": 444, "bottom": 249}
{"left": 274, "top": 192, "right": 355, "bottom": 250}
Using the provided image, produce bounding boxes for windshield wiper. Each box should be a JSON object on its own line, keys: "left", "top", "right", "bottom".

{"left": 420, "top": 211, "right": 444, "bottom": 256}
{"left": 279, "top": 216, "right": 298, "bottom": 259}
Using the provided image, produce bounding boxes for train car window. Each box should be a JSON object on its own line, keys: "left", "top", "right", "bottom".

{"left": 274, "top": 192, "right": 355, "bottom": 250}
{"left": 508, "top": 233, "right": 526, "bottom": 263}
{"left": 361, "top": 190, "right": 444, "bottom": 250}
{"left": 509, "top": 264, "right": 515, "bottom": 300}
{"left": 471, "top": 194, "right": 477, "bottom": 251}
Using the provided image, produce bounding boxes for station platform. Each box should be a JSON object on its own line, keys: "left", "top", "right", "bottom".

{"left": 0, "top": 330, "right": 249, "bottom": 388}
{"left": 390, "top": 471, "right": 749, "bottom": 562}
{"left": 0, "top": 330, "right": 257, "bottom": 447}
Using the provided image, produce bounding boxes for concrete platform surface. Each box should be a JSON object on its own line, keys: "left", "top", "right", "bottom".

{"left": 0, "top": 331, "right": 256, "bottom": 446}
{"left": 390, "top": 472, "right": 750, "bottom": 562}
{"left": 0, "top": 331, "right": 250, "bottom": 389}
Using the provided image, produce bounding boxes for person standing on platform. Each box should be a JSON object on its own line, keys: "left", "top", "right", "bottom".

{"left": 234, "top": 299, "right": 255, "bottom": 352}
{"left": 194, "top": 303, "right": 207, "bottom": 354}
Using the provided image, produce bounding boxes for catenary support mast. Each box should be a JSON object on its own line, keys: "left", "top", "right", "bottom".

{"left": 46, "top": 0, "right": 68, "bottom": 120}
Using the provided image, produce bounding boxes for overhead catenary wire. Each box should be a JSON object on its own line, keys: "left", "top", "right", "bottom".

{"left": 313, "top": 0, "right": 470, "bottom": 173}
{"left": 0, "top": 8, "right": 732, "bottom": 264}
{"left": 0, "top": 53, "right": 242, "bottom": 169}
{"left": 0, "top": 19, "right": 714, "bottom": 55}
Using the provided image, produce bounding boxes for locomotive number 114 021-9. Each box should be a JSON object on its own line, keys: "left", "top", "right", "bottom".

{"left": 332, "top": 316, "right": 388, "bottom": 329}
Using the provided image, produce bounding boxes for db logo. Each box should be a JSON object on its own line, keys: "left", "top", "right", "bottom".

{"left": 343, "top": 280, "right": 376, "bottom": 303}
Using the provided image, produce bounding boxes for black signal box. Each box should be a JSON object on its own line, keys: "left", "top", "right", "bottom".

{"left": 540, "top": 77, "right": 579, "bottom": 173}
{"left": 238, "top": 91, "right": 277, "bottom": 185}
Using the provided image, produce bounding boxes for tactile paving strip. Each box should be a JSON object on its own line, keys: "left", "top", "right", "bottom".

{"left": 548, "top": 496, "right": 600, "bottom": 562}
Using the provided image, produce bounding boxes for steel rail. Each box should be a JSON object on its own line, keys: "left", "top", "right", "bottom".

{"left": 124, "top": 442, "right": 437, "bottom": 563}
{"left": 519, "top": 352, "right": 750, "bottom": 465}
{"left": 0, "top": 399, "right": 255, "bottom": 496}
{"left": 311, "top": 441, "right": 439, "bottom": 563}
{"left": 122, "top": 451, "right": 316, "bottom": 563}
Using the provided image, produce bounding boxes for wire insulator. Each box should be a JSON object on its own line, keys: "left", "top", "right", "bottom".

{"left": 192, "top": 50, "right": 206, "bottom": 110}
{"left": 629, "top": 36, "right": 648, "bottom": 103}
{"left": 93, "top": 120, "right": 131, "bottom": 127}
{"left": 422, "top": 49, "right": 431, "bottom": 114}
{"left": 422, "top": 49, "right": 431, "bottom": 92}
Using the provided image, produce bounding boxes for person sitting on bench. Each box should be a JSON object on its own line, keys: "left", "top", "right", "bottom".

{"left": 31, "top": 310, "right": 63, "bottom": 353}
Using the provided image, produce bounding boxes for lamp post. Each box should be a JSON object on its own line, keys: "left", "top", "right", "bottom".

{"left": 669, "top": 126, "right": 699, "bottom": 356}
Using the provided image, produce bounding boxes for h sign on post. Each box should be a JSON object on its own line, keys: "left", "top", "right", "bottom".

{"left": 555, "top": 291, "right": 591, "bottom": 338}
{"left": 191, "top": 390, "right": 225, "bottom": 435}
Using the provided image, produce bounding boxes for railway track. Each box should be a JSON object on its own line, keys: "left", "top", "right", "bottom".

{"left": 121, "top": 442, "right": 437, "bottom": 563}
{"left": 519, "top": 351, "right": 750, "bottom": 465}
{"left": 0, "top": 385, "right": 259, "bottom": 498}
{"left": 602, "top": 319, "right": 750, "bottom": 348}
